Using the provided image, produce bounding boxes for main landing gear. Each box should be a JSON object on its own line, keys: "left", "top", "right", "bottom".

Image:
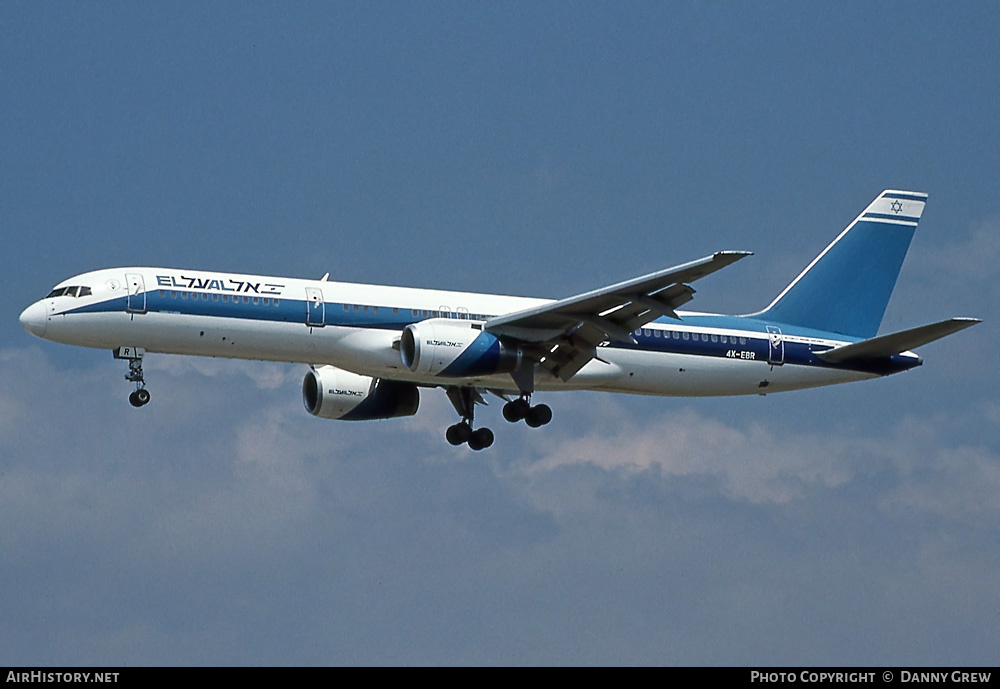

{"left": 446, "top": 421, "right": 494, "bottom": 451}
{"left": 114, "top": 347, "right": 151, "bottom": 408}
{"left": 443, "top": 387, "right": 553, "bottom": 450}
{"left": 502, "top": 397, "right": 552, "bottom": 428}
{"left": 445, "top": 387, "right": 494, "bottom": 450}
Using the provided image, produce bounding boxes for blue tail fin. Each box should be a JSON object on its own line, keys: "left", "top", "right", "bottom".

{"left": 757, "top": 190, "right": 927, "bottom": 338}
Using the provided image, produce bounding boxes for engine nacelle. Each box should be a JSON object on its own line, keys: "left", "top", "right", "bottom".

{"left": 400, "top": 318, "right": 522, "bottom": 377}
{"left": 302, "top": 366, "right": 419, "bottom": 421}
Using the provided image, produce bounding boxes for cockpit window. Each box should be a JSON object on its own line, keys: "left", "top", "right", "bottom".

{"left": 45, "top": 285, "right": 91, "bottom": 298}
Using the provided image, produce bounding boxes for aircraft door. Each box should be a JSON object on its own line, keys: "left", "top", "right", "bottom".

{"left": 766, "top": 325, "right": 784, "bottom": 366}
{"left": 305, "top": 287, "right": 325, "bottom": 327}
{"left": 126, "top": 273, "right": 146, "bottom": 314}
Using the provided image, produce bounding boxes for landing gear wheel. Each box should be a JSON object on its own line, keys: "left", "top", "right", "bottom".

{"left": 503, "top": 398, "right": 530, "bottom": 423}
{"left": 468, "top": 427, "right": 494, "bottom": 451}
{"left": 446, "top": 422, "right": 473, "bottom": 446}
{"left": 525, "top": 403, "right": 552, "bottom": 428}
{"left": 444, "top": 387, "right": 496, "bottom": 450}
{"left": 117, "top": 349, "right": 150, "bottom": 408}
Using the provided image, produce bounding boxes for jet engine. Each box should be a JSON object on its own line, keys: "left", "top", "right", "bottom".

{"left": 400, "top": 318, "right": 522, "bottom": 377}
{"left": 302, "top": 366, "right": 419, "bottom": 420}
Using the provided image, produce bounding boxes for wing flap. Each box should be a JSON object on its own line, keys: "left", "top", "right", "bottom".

{"left": 815, "top": 318, "right": 980, "bottom": 363}
{"left": 484, "top": 251, "right": 751, "bottom": 386}
{"left": 487, "top": 251, "right": 751, "bottom": 341}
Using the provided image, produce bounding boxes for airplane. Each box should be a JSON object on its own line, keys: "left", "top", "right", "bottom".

{"left": 19, "top": 190, "right": 979, "bottom": 450}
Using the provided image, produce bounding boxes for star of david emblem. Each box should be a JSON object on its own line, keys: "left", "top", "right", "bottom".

{"left": 889, "top": 200, "right": 903, "bottom": 214}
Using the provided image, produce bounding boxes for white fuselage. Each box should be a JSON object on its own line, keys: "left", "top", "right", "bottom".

{"left": 20, "top": 267, "right": 901, "bottom": 398}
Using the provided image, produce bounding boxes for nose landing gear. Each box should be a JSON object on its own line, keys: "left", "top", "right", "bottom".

{"left": 114, "top": 347, "right": 150, "bottom": 407}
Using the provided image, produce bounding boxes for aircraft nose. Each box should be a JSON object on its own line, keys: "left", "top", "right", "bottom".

{"left": 19, "top": 301, "right": 48, "bottom": 338}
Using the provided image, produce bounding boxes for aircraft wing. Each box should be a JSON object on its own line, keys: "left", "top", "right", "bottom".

{"left": 485, "top": 251, "right": 752, "bottom": 383}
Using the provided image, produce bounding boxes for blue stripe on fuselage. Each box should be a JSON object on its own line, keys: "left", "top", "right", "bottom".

{"left": 56, "top": 291, "right": 918, "bottom": 376}
{"left": 618, "top": 318, "right": 918, "bottom": 376}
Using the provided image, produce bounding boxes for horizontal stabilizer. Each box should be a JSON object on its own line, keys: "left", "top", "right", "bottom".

{"left": 815, "top": 318, "right": 980, "bottom": 363}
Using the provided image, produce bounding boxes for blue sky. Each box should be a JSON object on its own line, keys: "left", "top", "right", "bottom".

{"left": 2, "top": 2, "right": 997, "bottom": 665}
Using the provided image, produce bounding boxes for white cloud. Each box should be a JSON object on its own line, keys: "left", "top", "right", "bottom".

{"left": 148, "top": 354, "right": 298, "bottom": 390}
{"left": 525, "top": 408, "right": 854, "bottom": 504}
{"left": 511, "top": 396, "right": 1000, "bottom": 533}
{"left": 881, "top": 441, "right": 1000, "bottom": 521}
{"left": 3, "top": 345, "right": 999, "bottom": 664}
